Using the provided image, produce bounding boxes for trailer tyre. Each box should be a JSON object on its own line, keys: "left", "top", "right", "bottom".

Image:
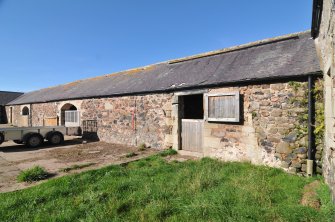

{"left": 48, "top": 132, "right": 64, "bottom": 145}
{"left": 26, "top": 134, "right": 43, "bottom": 148}
{"left": 0, "top": 133, "right": 4, "bottom": 145}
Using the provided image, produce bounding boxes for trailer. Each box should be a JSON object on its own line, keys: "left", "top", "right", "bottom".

{"left": 0, "top": 126, "right": 81, "bottom": 148}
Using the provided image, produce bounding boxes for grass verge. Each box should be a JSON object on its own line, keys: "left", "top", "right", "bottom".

{"left": 2, "top": 156, "right": 334, "bottom": 221}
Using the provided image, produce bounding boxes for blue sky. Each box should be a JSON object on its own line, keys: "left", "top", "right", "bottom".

{"left": 0, "top": 0, "right": 313, "bottom": 92}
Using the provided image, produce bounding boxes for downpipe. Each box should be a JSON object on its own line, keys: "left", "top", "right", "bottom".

{"left": 307, "top": 75, "right": 315, "bottom": 176}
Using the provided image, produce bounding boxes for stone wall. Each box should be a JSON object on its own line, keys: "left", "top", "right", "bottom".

{"left": 5, "top": 79, "right": 323, "bottom": 175}
{"left": 314, "top": 0, "right": 335, "bottom": 199}
{"left": 5, "top": 105, "right": 21, "bottom": 126}
{"left": 197, "top": 80, "right": 323, "bottom": 176}
{"left": 6, "top": 94, "right": 174, "bottom": 149}
{"left": 31, "top": 103, "right": 58, "bottom": 126}
{"left": 80, "top": 94, "right": 173, "bottom": 148}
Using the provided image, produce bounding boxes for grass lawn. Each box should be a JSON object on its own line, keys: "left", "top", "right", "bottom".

{"left": 0, "top": 155, "right": 334, "bottom": 222}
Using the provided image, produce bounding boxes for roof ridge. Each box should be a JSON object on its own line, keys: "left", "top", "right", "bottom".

{"left": 167, "top": 30, "right": 311, "bottom": 64}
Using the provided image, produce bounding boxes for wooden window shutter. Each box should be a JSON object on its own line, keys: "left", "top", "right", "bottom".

{"left": 204, "top": 92, "right": 240, "bottom": 122}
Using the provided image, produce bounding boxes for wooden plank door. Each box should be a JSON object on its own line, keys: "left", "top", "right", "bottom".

{"left": 181, "top": 119, "right": 203, "bottom": 153}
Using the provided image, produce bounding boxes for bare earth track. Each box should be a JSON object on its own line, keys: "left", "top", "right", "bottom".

{"left": 0, "top": 136, "right": 159, "bottom": 193}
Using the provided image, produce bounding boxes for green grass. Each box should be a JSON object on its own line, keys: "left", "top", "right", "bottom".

{"left": 59, "top": 163, "right": 95, "bottom": 173}
{"left": 16, "top": 166, "right": 49, "bottom": 183}
{"left": 1, "top": 156, "right": 334, "bottom": 221}
{"left": 159, "top": 148, "right": 178, "bottom": 157}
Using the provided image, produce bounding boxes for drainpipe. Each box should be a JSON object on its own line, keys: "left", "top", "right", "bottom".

{"left": 307, "top": 75, "right": 315, "bottom": 176}
{"left": 29, "top": 104, "right": 32, "bottom": 127}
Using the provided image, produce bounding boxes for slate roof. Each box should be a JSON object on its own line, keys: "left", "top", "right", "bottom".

{"left": 9, "top": 31, "right": 321, "bottom": 105}
{"left": 0, "top": 91, "right": 24, "bottom": 105}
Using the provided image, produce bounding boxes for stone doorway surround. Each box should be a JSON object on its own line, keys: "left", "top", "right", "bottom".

{"left": 171, "top": 89, "right": 208, "bottom": 157}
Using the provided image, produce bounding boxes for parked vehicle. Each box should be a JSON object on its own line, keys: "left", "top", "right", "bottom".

{"left": 0, "top": 126, "right": 81, "bottom": 148}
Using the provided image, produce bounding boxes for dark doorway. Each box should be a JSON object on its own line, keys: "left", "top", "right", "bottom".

{"left": 182, "top": 94, "right": 204, "bottom": 119}
{"left": 0, "top": 106, "right": 7, "bottom": 124}
{"left": 179, "top": 93, "right": 204, "bottom": 153}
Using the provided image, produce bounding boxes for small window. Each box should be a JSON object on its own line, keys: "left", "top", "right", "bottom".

{"left": 21, "top": 106, "right": 29, "bottom": 116}
{"left": 204, "top": 92, "right": 240, "bottom": 122}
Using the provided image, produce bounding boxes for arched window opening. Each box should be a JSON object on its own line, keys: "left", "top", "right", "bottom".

{"left": 22, "top": 106, "right": 29, "bottom": 116}
{"left": 60, "top": 103, "right": 79, "bottom": 126}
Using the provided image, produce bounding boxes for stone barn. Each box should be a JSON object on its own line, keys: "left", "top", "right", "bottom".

{"left": 6, "top": 31, "right": 324, "bottom": 175}
{"left": 0, "top": 91, "right": 23, "bottom": 124}
{"left": 311, "top": 0, "right": 335, "bottom": 198}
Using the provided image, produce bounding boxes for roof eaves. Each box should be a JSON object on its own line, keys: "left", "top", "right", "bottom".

{"left": 7, "top": 71, "right": 322, "bottom": 106}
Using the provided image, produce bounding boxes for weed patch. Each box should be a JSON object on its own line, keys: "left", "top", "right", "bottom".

{"left": 159, "top": 148, "right": 178, "bottom": 157}
{"left": 126, "top": 152, "right": 137, "bottom": 158}
{"left": 60, "top": 163, "right": 95, "bottom": 173}
{"left": 17, "top": 166, "right": 50, "bottom": 183}
{"left": 138, "top": 143, "right": 147, "bottom": 151}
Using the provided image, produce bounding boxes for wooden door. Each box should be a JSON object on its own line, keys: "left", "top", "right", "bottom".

{"left": 181, "top": 119, "right": 203, "bottom": 152}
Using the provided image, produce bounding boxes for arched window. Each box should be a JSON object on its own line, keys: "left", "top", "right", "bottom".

{"left": 22, "top": 106, "right": 29, "bottom": 116}
{"left": 60, "top": 103, "right": 79, "bottom": 126}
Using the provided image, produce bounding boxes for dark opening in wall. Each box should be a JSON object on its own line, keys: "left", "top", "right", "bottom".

{"left": 182, "top": 94, "right": 204, "bottom": 119}
{"left": 22, "top": 106, "right": 29, "bottom": 116}
{"left": 0, "top": 106, "right": 7, "bottom": 124}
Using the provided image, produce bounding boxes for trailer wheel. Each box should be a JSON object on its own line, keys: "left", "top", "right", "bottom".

{"left": 48, "top": 132, "right": 64, "bottom": 145}
{"left": 26, "top": 134, "right": 43, "bottom": 148}
{"left": 0, "top": 133, "right": 4, "bottom": 145}
{"left": 13, "top": 140, "right": 23, "bottom": 144}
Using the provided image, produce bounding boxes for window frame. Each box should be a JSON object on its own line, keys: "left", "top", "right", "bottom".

{"left": 204, "top": 92, "right": 240, "bottom": 122}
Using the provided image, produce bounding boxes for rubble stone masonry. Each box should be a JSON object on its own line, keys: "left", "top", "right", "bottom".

{"left": 6, "top": 79, "right": 322, "bottom": 176}
{"left": 199, "top": 81, "right": 322, "bottom": 176}
{"left": 315, "top": 0, "right": 335, "bottom": 199}
{"left": 80, "top": 94, "right": 173, "bottom": 148}
{"left": 7, "top": 94, "right": 174, "bottom": 149}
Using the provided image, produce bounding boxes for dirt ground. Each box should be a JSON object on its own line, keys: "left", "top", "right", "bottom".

{"left": 0, "top": 136, "right": 159, "bottom": 193}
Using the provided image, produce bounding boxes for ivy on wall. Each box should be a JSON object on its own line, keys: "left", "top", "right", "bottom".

{"left": 288, "top": 79, "right": 324, "bottom": 148}
{"left": 314, "top": 79, "right": 325, "bottom": 147}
